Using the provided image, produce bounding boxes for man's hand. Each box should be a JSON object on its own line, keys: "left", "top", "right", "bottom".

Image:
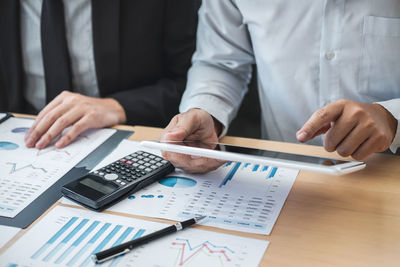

{"left": 296, "top": 99, "right": 398, "bottom": 160}
{"left": 25, "top": 91, "right": 126, "bottom": 149}
{"left": 160, "top": 108, "right": 224, "bottom": 173}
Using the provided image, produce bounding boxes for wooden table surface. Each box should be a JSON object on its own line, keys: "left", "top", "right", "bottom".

{"left": 3, "top": 121, "right": 400, "bottom": 266}
{"left": 125, "top": 126, "right": 400, "bottom": 267}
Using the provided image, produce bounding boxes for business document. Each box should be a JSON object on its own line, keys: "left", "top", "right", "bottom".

{"left": 0, "top": 117, "right": 115, "bottom": 218}
{"left": 0, "top": 205, "right": 269, "bottom": 267}
{"left": 63, "top": 140, "right": 298, "bottom": 235}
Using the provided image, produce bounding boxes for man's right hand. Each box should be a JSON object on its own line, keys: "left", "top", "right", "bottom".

{"left": 159, "top": 108, "right": 224, "bottom": 173}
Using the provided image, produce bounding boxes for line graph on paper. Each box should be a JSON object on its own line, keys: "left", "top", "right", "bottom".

{"left": 170, "top": 238, "right": 235, "bottom": 267}
{"left": 36, "top": 148, "right": 71, "bottom": 157}
{"left": 7, "top": 162, "right": 48, "bottom": 174}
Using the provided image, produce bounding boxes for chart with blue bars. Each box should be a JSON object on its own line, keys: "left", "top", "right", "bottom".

{"left": 2, "top": 206, "right": 154, "bottom": 267}
{"left": 219, "top": 162, "right": 278, "bottom": 188}
{"left": 1, "top": 205, "right": 269, "bottom": 267}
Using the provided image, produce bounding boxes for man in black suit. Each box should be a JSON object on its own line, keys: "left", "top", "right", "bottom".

{"left": 0, "top": 0, "right": 199, "bottom": 149}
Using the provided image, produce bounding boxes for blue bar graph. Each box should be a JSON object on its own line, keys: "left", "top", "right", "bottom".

{"left": 242, "top": 163, "right": 251, "bottom": 169}
{"left": 80, "top": 225, "right": 122, "bottom": 267}
{"left": 43, "top": 219, "right": 89, "bottom": 262}
{"left": 252, "top": 164, "right": 260, "bottom": 172}
{"left": 31, "top": 217, "right": 78, "bottom": 260}
{"left": 55, "top": 221, "right": 100, "bottom": 264}
{"left": 219, "top": 162, "right": 241, "bottom": 188}
{"left": 268, "top": 167, "right": 278, "bottom": 178}
{"left": 262, "top": 165, "right": 269, "bottom": 172}
{"left": 109, "top": 228, "right": 146, "bottom": 267}
{"left": 67, "top": 223, "right": 111, "bottom": 266}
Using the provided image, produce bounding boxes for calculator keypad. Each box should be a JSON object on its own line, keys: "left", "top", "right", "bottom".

{"left": 93, "top": 151, "right": 169, "bottom": 186}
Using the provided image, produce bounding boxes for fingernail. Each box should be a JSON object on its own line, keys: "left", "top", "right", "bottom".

{"left": 296, "top": 131, "right": 308, "bottom": 141}
{"left": 26, "top": 137, "right": 34, "bottom": 147}
{"left": 191, "top": 155, "right": 201, "bottom": 159}
{"left": 56, "top": 140, "right": 64, "bottom": 148}
{"left": 36, "top": 139, "right": 45, "bottom": 149}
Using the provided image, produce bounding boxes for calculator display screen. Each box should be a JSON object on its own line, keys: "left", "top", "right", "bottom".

{"left": 80, "top": 177, "right": 116, "bottom": 195}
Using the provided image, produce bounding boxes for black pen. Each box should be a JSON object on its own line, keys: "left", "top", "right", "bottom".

{"left": 92, "top": 215, "right": 206, "bottom": 263}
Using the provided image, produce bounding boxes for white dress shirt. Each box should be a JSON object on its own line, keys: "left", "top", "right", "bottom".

{"left": 180, "top": 0, "right": 400, "bottom": 153}
{"left": 20, "top": 0, "right": 99, "bottom": 111}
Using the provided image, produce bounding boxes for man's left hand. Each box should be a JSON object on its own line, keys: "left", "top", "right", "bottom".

{"left": 25, "top": 91, "right": 126, "bottom": 149}
{"left": 296, "top": 99, "right": 398, "bottom": 160}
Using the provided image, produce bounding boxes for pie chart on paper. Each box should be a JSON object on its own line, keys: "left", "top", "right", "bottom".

{"left": 158, "top": 176, "right": 197, "bottom": 188}
{"left": 0, "top": 141, "right": 19, "bottom": 150}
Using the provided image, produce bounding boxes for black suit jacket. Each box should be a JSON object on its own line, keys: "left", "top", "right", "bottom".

{"left": 0, "top": 0, "right": 200, "bottom": 127}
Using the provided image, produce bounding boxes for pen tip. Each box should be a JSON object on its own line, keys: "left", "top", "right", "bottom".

{"left": 195, "top": 215, "right": 207, "bottom": 222}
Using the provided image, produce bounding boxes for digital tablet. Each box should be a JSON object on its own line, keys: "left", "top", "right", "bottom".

{"left": 140, "top": 140, "right": 366, "bottom": 175}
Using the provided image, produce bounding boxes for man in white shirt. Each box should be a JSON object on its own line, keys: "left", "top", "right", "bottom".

{"left": 160, "top": 0, "right": 400, "bottom": 173}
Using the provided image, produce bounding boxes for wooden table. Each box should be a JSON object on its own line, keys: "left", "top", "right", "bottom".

{"left": 3, "top": 122, "right": 400, "bottom": 266}
{"left": 126, "top": 126, "right": 400, "bottom": 267}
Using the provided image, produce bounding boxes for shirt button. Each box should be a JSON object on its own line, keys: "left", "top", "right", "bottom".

{"left": 325, "top": 51, "right": 335, "bottom": 60}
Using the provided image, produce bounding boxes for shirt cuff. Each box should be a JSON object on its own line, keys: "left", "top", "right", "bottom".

{"left": 376, "top": 99, "right": 400, "bottom": 153}
{"left": 179, "top": 94, "right": 232, "bottom": 139}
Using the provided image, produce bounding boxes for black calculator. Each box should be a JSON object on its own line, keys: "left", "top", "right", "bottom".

{"left": 61, "top": 150, "right": 175, "bottom": 211}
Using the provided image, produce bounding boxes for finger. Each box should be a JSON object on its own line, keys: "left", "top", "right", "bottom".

{"left": 297, "top": 101, "right": 345, "bottom": 142}
{"left": 55, "top": 115, "right": 94, "bottom": 148}
{"left": 323, "top": 117, "right": 358, "bottom": 152}
{"left": 25, "top": 93, "right": 65, "bottom": 142}
{"left": 351, "top": 137, "right": 380, "bottom": 160}
{"left": 334, "top": 124, "right": 371, "bottom": 157}
{"left": 36, "top": 108, "right": 83, "bottom": 149}
{"left": 25, "top": 103, "right": 70, "bottom": 148}
{"left": 163, "top": 151, "right": 223, "bottom": 173}
{"left": 159, "top": 116, "right": 183, "bottom": 141}
{"left": 161, "top": 111, "right": 202, "bottom": 141}
{"left": 310, "top": 122, "right": 332, "bottom": 139}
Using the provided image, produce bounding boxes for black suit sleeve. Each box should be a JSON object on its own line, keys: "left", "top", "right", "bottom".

{"left": 106, "top": 0, "right": 200, "bottom": 128}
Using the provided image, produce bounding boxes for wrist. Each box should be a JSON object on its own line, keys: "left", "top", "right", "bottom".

{"left": 212, "top": 116, "right": 223, "bottom": 137}
{"left": 106, "top": 98, "right": 127, "bottom": 124}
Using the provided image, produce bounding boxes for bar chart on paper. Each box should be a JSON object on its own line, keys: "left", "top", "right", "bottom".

{"left": 0, "top": 206, "right": 269, "bottom": 267}
{"left": 83, "top": 139, "right": 299, "bottom": 235}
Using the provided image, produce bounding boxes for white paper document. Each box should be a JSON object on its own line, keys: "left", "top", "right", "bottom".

{"left": 64, "top": 139, "right": 298, "bottom": 235}
{"left": 0, "top": 113, "right": 7, "bottom": 121}
{"left": 0, "top": 117, "right": 116, "bottom": 218}
{"left": 0, "top": 205, "right": 269, "bottom": 267}
{"left": 0, "top": 225, "right": 20, "bottom": 249}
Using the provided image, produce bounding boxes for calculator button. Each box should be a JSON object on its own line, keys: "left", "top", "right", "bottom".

{"left": 136, "top": 151, "right": 143, "bottom": 154}
{"left": 126, "top": 161, "right": 133, "bottom": 165}
{"left": 121, "top": 182, "right": 126, "bottom": 186}
{"left": 156, "top": 162, "right": 163, "bottom": 167}
{"left": 120, "top": 159, "right": 127, "bottom": 163}
{"left": 125, "top": 156, "right": 132, "bottom": 160}
{"left": 116, "top": 179, "right": 121, "bottom": 183}
{"left": 151, "top": 165, "right": 158, "bottom": 170}
{"left": 99, "top": 172, "right": 105, "bottom": 176}
{"left": 145, "top": 168, "right": 152, "bottom": 172}
{"left": 104, "top": 173, "right": 118, "bottom": 181}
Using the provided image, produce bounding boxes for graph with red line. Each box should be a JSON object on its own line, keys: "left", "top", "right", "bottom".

{"left": 170, "top": 238, "right": 235, "bottom": 266}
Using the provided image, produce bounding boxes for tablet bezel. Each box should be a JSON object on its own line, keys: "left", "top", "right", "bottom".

{"left": 140, "top": 140, "right": 366, "bottom": 175}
